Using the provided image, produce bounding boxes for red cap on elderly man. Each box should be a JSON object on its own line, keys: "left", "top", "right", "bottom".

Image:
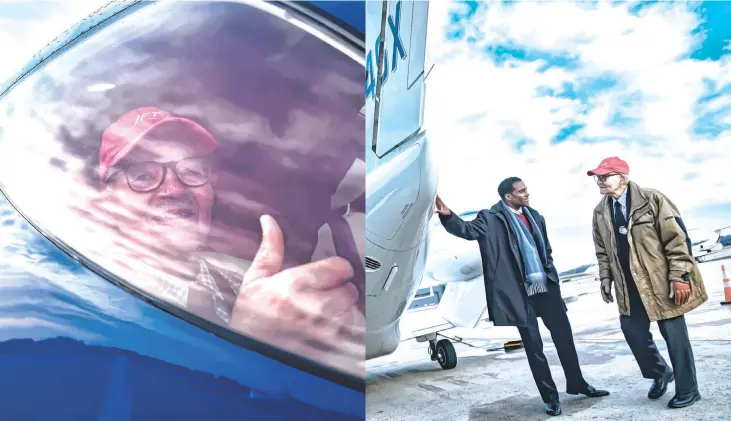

{"left": 587, "top": 156, "right": 629, "bottom": 176}
{"left": 98, "top": 106, "right": 218, "bottom": 186}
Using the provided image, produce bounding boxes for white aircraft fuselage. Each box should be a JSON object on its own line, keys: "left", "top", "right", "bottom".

{"left": 364, "top": 0, "right": 436, "bottom": 360}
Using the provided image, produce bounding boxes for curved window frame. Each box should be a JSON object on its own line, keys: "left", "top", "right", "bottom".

{"left": 0, "top": 0, "right": 365, "bottom": 392}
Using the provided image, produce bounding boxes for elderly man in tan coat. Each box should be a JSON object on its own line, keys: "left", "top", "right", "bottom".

{"left": 588, "top": 156, "right": 707, "bottom": 409}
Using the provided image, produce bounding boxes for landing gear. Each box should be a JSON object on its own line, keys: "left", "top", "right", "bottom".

{"left": 429, "top": 338, "right": 457, "bottom": 370}
{"left": 416, "top": 332, "right": 459, "bottom": 369}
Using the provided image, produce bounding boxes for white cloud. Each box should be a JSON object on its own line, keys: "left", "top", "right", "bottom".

{"left": 0, "top": 0, "right": 109, "bottom": 88}
{"left": 425, "top": 1, "right": 731, "bottom": 270}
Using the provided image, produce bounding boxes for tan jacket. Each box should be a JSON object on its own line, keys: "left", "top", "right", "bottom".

{"left": 591, "top": 182, "right": 707, "bottom": 321}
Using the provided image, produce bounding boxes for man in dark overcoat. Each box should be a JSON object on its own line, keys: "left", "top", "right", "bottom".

{"left": 435, "top": 176, "right": 609, "bottom": 416}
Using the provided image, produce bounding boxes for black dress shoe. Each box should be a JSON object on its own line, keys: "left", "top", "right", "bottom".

{"left": 567, "top": 384, "right": 610, "bottom": 398}
{"left": 545, "top": 400, "right": 562, "bottom": 416}
{"left": 648, "top": 371, "right": 674, "bottom": 400}
{"left": 668, "top": 391, "right": 701, "bottom": 409}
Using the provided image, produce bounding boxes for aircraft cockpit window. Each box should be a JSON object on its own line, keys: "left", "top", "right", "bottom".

{"left": 0, "top": 0, "right": 364, "bottom": 380}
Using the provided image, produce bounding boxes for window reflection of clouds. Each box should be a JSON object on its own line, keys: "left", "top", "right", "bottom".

{"left": 0, "top": 206, "right": 146, "bottom": 328}
{"left": 0, "top": 1, "right": 363, "bottom": 378}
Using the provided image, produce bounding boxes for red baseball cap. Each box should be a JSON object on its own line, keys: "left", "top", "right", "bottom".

{"left": 587, "top": 156, "right": 629, "bottom": 176}
{"left": 98, "top": 106, "right": 218, "bottom": 186}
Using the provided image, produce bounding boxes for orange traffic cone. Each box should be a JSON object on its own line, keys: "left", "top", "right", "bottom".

{"left": 722, "top": 265, "right": 731, "bottom": 306}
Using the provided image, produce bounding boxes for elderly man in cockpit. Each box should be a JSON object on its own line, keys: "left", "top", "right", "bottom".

{"left": 97, "top": 106, "right": 364, "bottom": 362}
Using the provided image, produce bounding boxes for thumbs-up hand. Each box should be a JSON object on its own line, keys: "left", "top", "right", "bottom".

{"left": 229, "top": 215, "right": 363, "bottom": 370}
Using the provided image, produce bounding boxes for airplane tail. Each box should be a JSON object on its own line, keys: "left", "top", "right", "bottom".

{"left": 366, "top": 0, "right": 429, "bottom": 157}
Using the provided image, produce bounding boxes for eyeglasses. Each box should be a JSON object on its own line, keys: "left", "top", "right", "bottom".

{"left": 107, "top": 157, "right": 212, "bottom": 192}
{"left": 593, "top": 173, "right": 620, "bottom": 182}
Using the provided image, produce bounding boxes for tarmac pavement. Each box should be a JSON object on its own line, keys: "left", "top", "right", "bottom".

{"left": 366, "top": 257, "right": 731, "bottom": 420}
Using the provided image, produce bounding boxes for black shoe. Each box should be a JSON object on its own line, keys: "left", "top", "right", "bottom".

{"left": 545, "top": 400, "right": 562, "bottom": 416}
{"left": 668, "top": 391, "right": 701, "bottom": 409}
{"left": 648, "top": 371, "right": 674, "bottom": 400}
{"left": 567, "top": 384, "right": 610, "bottom": 398}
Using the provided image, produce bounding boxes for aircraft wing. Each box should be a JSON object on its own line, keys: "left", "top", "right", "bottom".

{"left": 423, "top": 211, "right": 488, "bottom": 328}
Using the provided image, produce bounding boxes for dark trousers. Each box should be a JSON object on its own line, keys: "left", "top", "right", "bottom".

{"left": 620, "top": 277, "right": 698, "bottom": 395}
{"left": 517, "top": 281, "right": 588, "bottom": 403}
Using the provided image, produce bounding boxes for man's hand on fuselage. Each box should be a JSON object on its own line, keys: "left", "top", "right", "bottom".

{"left": 435, "top": 194, "right": 451, "bottom": 216}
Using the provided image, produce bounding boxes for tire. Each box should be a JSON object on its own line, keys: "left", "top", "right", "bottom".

{"left": 435, "top": 339, "right": 457, "bottom": 370}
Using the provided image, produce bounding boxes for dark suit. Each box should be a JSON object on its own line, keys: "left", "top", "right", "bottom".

{"left": 440, "top": 202, "right": 588, "bottom": 403}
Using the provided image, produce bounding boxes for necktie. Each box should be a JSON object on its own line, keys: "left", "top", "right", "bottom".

{"left": 614, "top": 201, "right": 627, "bottom": 234}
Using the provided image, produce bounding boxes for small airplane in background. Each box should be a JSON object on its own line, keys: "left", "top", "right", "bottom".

{"left": 690, "top": 226, "right": 731, "bottom": 263}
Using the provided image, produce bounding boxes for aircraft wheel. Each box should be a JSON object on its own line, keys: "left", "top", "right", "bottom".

{"left": 435, "top": 339, "right": 457, "bottom": 370}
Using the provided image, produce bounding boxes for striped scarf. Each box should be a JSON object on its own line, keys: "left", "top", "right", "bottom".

{"left": 502, "top": 202, "right": 548, "bottom": 296}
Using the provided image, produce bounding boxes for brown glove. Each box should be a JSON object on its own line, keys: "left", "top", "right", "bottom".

{"left": 669, "top": 281, "right": 691, "bottom": 306}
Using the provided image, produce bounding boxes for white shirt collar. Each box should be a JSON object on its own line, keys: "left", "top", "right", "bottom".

{"left": 613, "top": 186, "right": 628, "bottom": 208}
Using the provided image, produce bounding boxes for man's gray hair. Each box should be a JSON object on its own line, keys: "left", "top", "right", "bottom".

{"left": 619, "top": 172, "right": 630, "bottom": 185}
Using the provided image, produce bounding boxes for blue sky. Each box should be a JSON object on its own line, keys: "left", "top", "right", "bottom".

{"left": 425, "top": 0, "right": 731, "bottom": 269}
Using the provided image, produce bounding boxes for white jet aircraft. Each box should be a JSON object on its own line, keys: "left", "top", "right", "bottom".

{"left": 365, "top": 0, "right": 451, "bottom": 367}
{"left": 365, "top": 0, "right": 521, "bottom": 371}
